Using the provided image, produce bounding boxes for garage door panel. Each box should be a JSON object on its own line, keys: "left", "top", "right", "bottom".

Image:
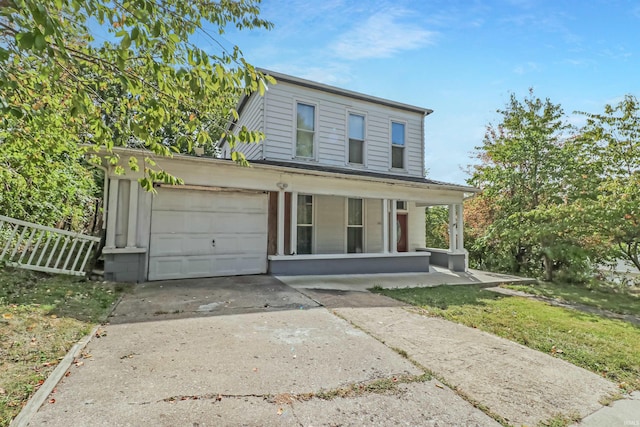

{"left": 149, "top": 234, "right": 214, "bottom": 257}
{"left": 148, "top": 189, "right": 268, "bottom": 281}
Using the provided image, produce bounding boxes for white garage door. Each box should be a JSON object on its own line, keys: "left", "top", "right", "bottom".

{"left": 148, "top": 188, "right": 268, "bottom": 281}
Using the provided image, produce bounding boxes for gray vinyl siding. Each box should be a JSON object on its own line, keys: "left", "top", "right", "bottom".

{"left": 314, "top": 195, "right": 345, "bottom": 253}
{"left": 263, "top": 81, "right": 425, "bottom": 177}
{"left": 229, "top": 93, "right": 264, "bottom": 160}
{"left": 365, "top": 199, "right": 383, "bottom": 253}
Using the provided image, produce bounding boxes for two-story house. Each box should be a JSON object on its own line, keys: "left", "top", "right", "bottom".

{"left": 99, "top": 70, "right": 477, "bottom": 282}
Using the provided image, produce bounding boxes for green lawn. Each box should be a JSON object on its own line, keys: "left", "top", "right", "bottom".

{"left": 372, "top": 284, "right": 640, "bottom": 393}
{"left": 0, "top": 267, "right": 126, "bottom": 427}
{"left": 504, "top": 281, "right": 640, "bottom": 317}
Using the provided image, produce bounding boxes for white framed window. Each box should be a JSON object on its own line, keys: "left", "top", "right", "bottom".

{"left": 347, "top": 198, "right": 364, "bottom": 253}
{"left": 296, "top": 103, "right": 315, "bottom": 158}
{"left": 348, "top": 113, "right": 365, "bottom": 164}
{"left": 396, "top": 200, "right": 407, "bottom": 211}
{"left": 297, "top": 194, "right": 313, "bottom": 254}
{"left": 391, "top": 121, "right": 405, "bottom": 169}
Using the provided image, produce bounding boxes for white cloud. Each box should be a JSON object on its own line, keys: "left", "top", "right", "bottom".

{"left": 331, "top": 9, "right": 436, "bottom": 60}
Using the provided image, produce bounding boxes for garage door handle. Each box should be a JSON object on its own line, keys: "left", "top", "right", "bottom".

{"left": 211, "top": 239, "right": 216, "bottom": 247}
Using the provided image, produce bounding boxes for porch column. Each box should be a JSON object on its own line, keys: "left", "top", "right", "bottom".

{"left": 277, "top": 189, "right": 285, "bottom": 255}
{"left": 126, "top": 180, "right": 138, "bottom": 248}
{"left": 390, "top": 199, "right": 397, "bottom": 253}
{"left": 456, "top": 203, "right": 464, "bottom": 252}
{"left": 448, "top": 204, "right": 456, "bottom": 252}
{"left": 105, "top": 178, "right": 119, "bottom": 249}
{"left": 381, "top": 199, "right": 389, "bottom": 253}
{"left": 290, "top": 191, "right": 298, "bottom": 255}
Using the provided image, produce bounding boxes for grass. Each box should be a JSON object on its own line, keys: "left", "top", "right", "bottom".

{"left": 504, "top": 281, "right": 640, "bottom": 317}
{"left": 372, "top": 284, "right": 640, "bottom": 393}
{"left": 0, "top": 267, "right": 126, "bottom": 426}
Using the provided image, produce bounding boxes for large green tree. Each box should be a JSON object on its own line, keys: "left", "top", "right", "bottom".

{"left": 577, "top": 95, "right": 640, "bottom": 270}
{"left": 469, "top": 90, "right": 596, "bottom": 280}
{"left": 0, "top": 0, "right": 272, "bottom": 226}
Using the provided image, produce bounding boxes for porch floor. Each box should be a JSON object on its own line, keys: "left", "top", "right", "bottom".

{"left": 276, "top": 266, "right": 536, "bottom": 292}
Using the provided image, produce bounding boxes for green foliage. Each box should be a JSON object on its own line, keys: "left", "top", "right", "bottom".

{"left": 425, "top": 206, "right": 449, "bottom": 248}
{"left": 0, "top": 0, "right": 274, "bottom": 226}
{"left": 576, "top": 95, "right": 640, "bottom": 271}
{"left": 468, "top": 90, "right": 602, "bottom": 280}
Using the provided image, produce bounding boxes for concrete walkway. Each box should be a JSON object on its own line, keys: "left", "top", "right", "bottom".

{"left": 277, "top": 266, "right": 536, "bottom": 292}
{"left": 333, "top": 305, "right": 620, "bottom": 427}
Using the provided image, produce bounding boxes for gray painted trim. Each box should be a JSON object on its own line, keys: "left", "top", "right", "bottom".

{"left": 420, "top": 248, "right": 466, "bottom": 272}
{"left": 104, "top": 252, "right": 146, "bottom": 283}
{"left": 269, "top": 254, "right": 430, "bottom": 275}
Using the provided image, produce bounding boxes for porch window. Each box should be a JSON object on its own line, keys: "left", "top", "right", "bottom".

{"left": 391, "top": 121, "right": 405, "bottom": 169}
{"left": 296, "top": 103, "right": 315, "bottom": 158}
{"left": 347, "top": 198, "right": 363, "bottom": 253}
{"left": 348, "top": 113, "right": 365, "bottom": 164}
{"left": 297, "top": 194, "right": 313, "bottom": 254}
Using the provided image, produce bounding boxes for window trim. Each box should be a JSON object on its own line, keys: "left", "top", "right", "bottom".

{"left": 296, "top": 194, "right": 314, "bottom": 254}
{"left": 346, "top": 111, "right": 367, "bottom": 166}
{"left": 345, "top": 198, "right": 366, "bottom": 253}
{"left": 293, "top": 100, "right": 318, "bottom": 161}
{"left": 390, "top": 119, "right": 407, "bottom": 170}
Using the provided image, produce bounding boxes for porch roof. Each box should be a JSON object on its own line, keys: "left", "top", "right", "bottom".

{"left": 252, "top": 159, "right": 478, "bottom": 194}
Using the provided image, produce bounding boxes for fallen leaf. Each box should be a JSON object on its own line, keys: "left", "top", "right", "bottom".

{"left": 252, "top": 368, "right": 258, "bottom": 372}
{"left": 2, "top": 313, "right": 13, "bottom": 319}
{"left": 0, "top": 388, "right": 6, "bottom": 395}
{"left": 74, "top": 360, "right": 84, "bottom": 367}
{"left": 64, "top": 371, "right": 71, "bottom": 377}
{"left": 49, "top": 398, "right": 56, "bottom": 404}
{"left": 435, "top": 384, "right": 444, "bottom": 389}
{"left": 277, "top": 407, "right": 284, "bottom": 415}
{"left": 216, "top": 394, "right": 222, "bottom": 401}
{"left": 50, "top": 314, "right": 57, "bottom": 319}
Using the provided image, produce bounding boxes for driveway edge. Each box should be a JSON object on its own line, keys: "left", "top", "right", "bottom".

{"left": 10, "top": 325, "right": 101, "bottom": 427}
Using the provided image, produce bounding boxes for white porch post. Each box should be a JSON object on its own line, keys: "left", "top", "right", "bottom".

{"left": 382, "top": 199, "right": 389, "bottom": 253}
{"left": 290, "top": 191, "right": 298, "bottom": 255}
{"left": 448, "top": 204, "right": 456, "bottom": 252}
{"left": 105, "top": 178, "right": 119, "bottom": 249}
{"left": 456, "top": 203, "right": 464, "bottom": 252}
{"left": 277, "top": 189, "right": 285, "bottom": 256}
{"left": 126, "top": 180, "right": 138, "bottom": 248}
{"left": 390, "top": 199, "right": 397, "bottom": 253}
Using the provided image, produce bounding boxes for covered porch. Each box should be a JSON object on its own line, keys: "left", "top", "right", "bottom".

{"left": 265, "top": 186, "right": 470, "bottom": 275}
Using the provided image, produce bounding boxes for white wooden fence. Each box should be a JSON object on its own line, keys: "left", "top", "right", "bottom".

{"left": 0, "top": 214, "right": 101, "bottom": 276}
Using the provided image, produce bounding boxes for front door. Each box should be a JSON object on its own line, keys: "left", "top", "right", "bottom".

{"left": 397, "top": 213, "right": 408, "bottom": 252}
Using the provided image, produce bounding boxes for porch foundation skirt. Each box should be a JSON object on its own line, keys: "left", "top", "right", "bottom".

{"left": 268, "top": 252, "right": 430, "bottom": 276}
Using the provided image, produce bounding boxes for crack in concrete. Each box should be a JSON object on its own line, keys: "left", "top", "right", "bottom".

{"left": 148, "top": 373, "right": 431, "bottom": 408}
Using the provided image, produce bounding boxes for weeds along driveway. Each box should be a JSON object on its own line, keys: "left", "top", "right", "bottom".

{"left": 27, "top": 300, "right": 497, "bottom": 426}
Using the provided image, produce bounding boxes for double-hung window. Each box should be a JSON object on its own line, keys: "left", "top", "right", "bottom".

{"left": 296, "top": 103, "right": 315, "bottom": 158}
{"left": 297, "top": 195, "right": 313, "bottom": 254}
{"left": 348, "top": 113, "right": 365, "bottom": 164}
{"left": 347, "top": 198, "right": 363, "bottom": 253}
{"left": 391, "top": 121, "right": 405, "bottom": 169}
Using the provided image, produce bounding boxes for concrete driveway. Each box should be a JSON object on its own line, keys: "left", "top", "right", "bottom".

{"left": 26, "top": 276, "right": 496, "bottom": 426}
{"left": 22, "top": 275, "right": 636, "bottom": 426}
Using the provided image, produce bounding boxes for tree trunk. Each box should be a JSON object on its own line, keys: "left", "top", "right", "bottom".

{"left": 542, "top": 253, "right": 554, "bottom": 282}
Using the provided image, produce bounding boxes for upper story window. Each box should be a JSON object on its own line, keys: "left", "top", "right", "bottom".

{"left": 391, "top": 121, "right": 405, "bottom": 169}
{"left": 348, "top": 113, "right": 365, "bottom": 164}
{"left": 296, "top": 103, "right": 315, "bottom": 158}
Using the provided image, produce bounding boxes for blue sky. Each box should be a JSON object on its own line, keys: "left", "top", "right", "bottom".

{"left": 213, "top": 0, "right": 639, "bottom": 185}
